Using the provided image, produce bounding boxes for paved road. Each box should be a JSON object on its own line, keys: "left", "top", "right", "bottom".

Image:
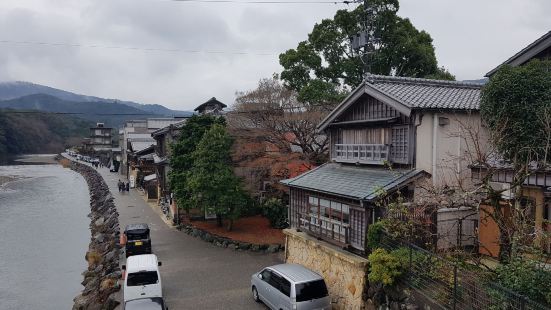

{"left": 97, "top": 167, "right": 282, "bottom": 309}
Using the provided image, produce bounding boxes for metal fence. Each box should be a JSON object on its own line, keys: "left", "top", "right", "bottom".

{"left": 379, "top": 236, "right": 550, "bottom": 310}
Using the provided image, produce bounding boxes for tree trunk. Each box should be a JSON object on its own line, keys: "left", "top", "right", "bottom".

{"left": 216, "top": 214, "right": 223, "bottom": 227}
{"left": 227, "top": 219, "right": 234, "bottom": 231}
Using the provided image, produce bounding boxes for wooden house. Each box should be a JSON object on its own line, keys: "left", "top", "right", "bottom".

{"left": 194, "top": 97, "right": 227, "bottom": 115}
{"left": 282, "top": 74, "right": 483, "bottom": 254}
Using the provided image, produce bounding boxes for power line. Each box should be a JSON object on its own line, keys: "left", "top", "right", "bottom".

{"left": 0, "top": 111, "right": 158, "bottom": 116}
{"left": 0, "top": 39, "right": 276, "bottom": 56}
{"left": 166, "top": 0, "right": 352, "bottom": 4}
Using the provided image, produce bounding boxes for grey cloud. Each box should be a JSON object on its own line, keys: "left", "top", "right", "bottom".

{"left": 0, "top": 0, "right": 548, "bottom": 111}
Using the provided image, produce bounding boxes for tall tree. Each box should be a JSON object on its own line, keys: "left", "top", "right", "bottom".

{"left": 479, "top": 60, "right": 551, "bottom": 262}
{"left": 169, "top": 114, "right": 225, "bottom": 215}
{"left": 279, "top": 1, "right": 453, "bottom": 104}
{"left": 186, "top": 124, "right": 248, "bottom": 230}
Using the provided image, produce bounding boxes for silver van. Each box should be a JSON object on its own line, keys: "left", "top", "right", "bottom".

{"left": 251, "top": 264, "right": 331, "bottom": 310}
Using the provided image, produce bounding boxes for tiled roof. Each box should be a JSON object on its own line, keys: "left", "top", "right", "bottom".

{"left": 130, "top": 141, "right": 154, "bottom": 153}
{"left": 280, "top": 163, "right": 427, "bottom": 201}
{"left": 367, "top": 75, "right": 483, "bottom": 110}
{"left": 486, "top": 31, "right": 551, "bottom": 77}
{"left": 194, "top": 97, "right": 227, "bottom": 112}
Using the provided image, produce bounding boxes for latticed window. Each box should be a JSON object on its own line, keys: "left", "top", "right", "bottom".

{"left": 391, "top": 126, "right": 409, "bottom": 164}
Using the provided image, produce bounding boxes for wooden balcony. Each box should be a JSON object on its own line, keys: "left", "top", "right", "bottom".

{"left": 332, "top": 143, "right": 389, "bottom": 164}
{"left": 297, "top": 213, "right": 349, "bottom": 246}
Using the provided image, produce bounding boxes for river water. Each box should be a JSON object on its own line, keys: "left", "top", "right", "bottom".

{"left": 0, "top": 160, "right": 90, "bottom": 310}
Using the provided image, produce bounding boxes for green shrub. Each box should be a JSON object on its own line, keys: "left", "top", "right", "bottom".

{"left": 262, "top": 198, "right": 288, "bottom": 229}
{"left": 494, "top": 258, "right": 551, "bottom": 305}
{"left": 368, "top": 248, "right": 404, "bottom": 286}
{"left": 366, "top": 221, "right": 385, "bottom": 250}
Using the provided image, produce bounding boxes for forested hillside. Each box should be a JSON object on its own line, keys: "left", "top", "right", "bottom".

{"left": 0, "top": 109, "right": 92, "bottom": 157}
{"left": 0, "top": 94, "right": 159, "bottom": 127}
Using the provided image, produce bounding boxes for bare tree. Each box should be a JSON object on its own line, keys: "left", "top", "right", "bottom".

{"left": 229, "top": 76, "right": 331, "bottom": 165}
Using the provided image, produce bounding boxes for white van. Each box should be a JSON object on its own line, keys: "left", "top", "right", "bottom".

{"left": 122, "top": 254, "right": 163, "bottom": 303}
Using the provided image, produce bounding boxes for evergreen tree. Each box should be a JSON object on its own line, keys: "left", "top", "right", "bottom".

{"left": 169, "top": 115, "right": 225, "bottom": 215}
{"left": 279, "top": 0, "right": 453, "bottom": 105}
{"left": 186, "top": 124, "right": 248, "bottom": 231}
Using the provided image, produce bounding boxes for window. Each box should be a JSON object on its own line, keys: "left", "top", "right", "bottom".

{"left": 268, "top": 272, "right": 291, "bottom": 297}
{"left": 260, "top": 269, "right": 272, "bottom": 283}
{"left": 127, "top": 231, "right": 149, "bottom": 241}
{"left": 295, "top": 280, "right": 328, "bottom": 302}
{"left": 127, "top": 271, "right": 159, "bottom": 286}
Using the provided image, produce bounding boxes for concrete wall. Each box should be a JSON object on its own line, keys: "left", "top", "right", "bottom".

{"left": 284, "top": 229, "right": 368, "bottom": 310}
{"left": 436, "top": 207, "right": 478, "bottom": 250}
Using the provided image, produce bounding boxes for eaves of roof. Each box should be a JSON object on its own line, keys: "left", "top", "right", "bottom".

{"left": 485, "top": 31, "right": 551, "bottom": 77}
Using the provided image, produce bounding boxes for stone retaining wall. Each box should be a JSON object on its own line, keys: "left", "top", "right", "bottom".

{"left": 284, "top": 229, "right": 368, "bottom": 310}
{"left": 180, "top": 223, "right": 283, "bottom": 254}
{"left": 68, "top": 159, "right": 121, "bottom": 310}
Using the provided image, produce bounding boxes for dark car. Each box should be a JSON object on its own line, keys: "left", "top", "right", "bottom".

{"left": 124, "top": 223, "right": 152, "bottom": 258}
{"left": 124, "top": 297, "right": 167, "bottom": 310}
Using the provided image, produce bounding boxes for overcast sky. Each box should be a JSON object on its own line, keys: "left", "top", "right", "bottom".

{"left": 0, "top": 0, "right": 548, "bottom": 111}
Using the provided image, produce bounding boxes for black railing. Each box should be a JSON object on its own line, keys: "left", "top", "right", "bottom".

{"left": 379, "top": 235, "right": 550, "bottom": 310}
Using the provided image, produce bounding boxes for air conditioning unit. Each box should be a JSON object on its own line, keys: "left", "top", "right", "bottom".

{"left": 489, "top": 182, "right": 515, "bottom": 200}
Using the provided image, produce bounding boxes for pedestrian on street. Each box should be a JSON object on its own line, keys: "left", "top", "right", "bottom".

{"left": 118, "top": 180, "right": 122, "bottom": 192}
{"left": 126, "top": 182, "right": 130, "bottom": 192}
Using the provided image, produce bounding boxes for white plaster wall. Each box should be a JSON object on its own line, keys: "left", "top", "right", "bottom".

{"left": 415, "top": 112, "right": 489, "bottom": 189}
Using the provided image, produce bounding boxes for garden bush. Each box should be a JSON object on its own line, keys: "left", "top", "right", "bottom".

{"left": 368, "top": 248, "right": 404, "bottom": 286}
{"left": 366, "top": 221, "right": 385, "bottom": 250}
{"left": 261, "top": 198, "right": 288, "bottom": 229}
{"left": 494, "top": 258, "right": 551, "bottom": 305}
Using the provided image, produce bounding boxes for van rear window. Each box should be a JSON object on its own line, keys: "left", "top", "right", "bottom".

{"left": 295, "top": 280, "right": 328, "bottom": 302}
{"left": 127, "top": 231, "right": 149, "bottom": 240}
{"left": 127, "top": 271, "right": 159, "bottom": 286}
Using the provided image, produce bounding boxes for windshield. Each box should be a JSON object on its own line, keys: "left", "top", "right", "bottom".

{"left": 127, "top": 271, "right": 159, "bottom": 286}
{"left": 127, "top": 231, "right": 149, "bottom": 241}
{"left": 125, "top": 297, "right": 164, "bottom": 310}
{"left": 295, "top": 280, "right": 328, "bottom": 302}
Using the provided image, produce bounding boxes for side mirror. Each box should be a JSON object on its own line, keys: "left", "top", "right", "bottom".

{"left": 258, "top": 274, "right": 263, "bottom": 279}
{"left": 121, "top": 265, "right": 126, "bottom": 270}
{"left": 158, "top": 261, "right": 162, "bottom": 266}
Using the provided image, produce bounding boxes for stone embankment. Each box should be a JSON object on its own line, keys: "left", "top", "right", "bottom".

{"left": 180, "top": 223, "right": 284, "bottom": 254}
{"left": 68, "top": 160, "right": 121, "bottom": 310}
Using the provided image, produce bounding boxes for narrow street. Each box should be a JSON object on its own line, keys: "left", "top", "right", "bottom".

{"left": 97, "top": 167, "right": 282, "bottom": 309}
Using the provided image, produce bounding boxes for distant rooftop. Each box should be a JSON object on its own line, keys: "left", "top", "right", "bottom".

{"left": 486, "top": 31, "right": 551, "bottom": 77}
{"left": 194, "top": 97, "right": 227, "bottom": 112}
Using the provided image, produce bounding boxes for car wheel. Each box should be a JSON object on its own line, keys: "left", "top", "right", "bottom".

{"left": 252, "top": 286, "right": 260, "bottom": 302}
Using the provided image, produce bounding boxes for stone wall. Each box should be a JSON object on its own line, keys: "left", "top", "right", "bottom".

{"left": 68, "top": 159, "right": 121, "bottom": 310}
{"left": 284, "top": 229, "right": 368, "bottom": 310}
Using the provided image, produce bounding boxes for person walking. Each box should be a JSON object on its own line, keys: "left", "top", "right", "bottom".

{"left": 126, "top": 182, "right": 130, "bottom": 192}
{"left": 118, "top": 180, "right": 122, "bottom": 192}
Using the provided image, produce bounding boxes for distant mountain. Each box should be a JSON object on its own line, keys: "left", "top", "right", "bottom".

{"left": 0, "top": 108, "right": 93, "bottom": 157}
{"left": 0, "top": 94, "right": 162, "bottom": 127}
{"left": 0, "top": 81, "right": 192, "bottom": 117}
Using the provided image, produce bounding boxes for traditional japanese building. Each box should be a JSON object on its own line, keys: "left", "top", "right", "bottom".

{"left": 281, "top": 74, "right": 484, "bottom": 309}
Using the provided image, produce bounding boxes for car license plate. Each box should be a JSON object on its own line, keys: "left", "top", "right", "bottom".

{"left": 134, "top": 241, "right": 142, "bottom": 246}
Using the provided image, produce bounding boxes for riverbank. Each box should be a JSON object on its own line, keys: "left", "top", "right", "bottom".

{"left": 66, "top": 157, "right": 121, "bottom": 310}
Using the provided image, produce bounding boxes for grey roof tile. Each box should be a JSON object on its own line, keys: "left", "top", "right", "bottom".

{"left": 280, "top": 163, "right": 427, "bottom": 201}
{"left": 367, "top": 75, "right": 483, "bottom": 110}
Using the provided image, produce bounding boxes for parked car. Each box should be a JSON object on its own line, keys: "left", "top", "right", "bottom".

{"left": 251, "top": 264, "right": 331, "bottom": 310}
{"left": 124, "top": 297, "right": 167, "bottom": 310}
{"left": 122, "top": 254, "right": 163, "bottom": 303}
{"left": 124, "top": 223, "right": 152, "bottom": 258}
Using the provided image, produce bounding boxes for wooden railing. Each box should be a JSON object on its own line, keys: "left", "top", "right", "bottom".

{"left": 333, "top": 144, "right": 389, "bottom": 164}
{"left": 297, "top": 213, "right": 349, "bottom": 245}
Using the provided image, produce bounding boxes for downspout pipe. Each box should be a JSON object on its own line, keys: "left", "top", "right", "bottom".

{"left": 432, "top": 113, "right": 438, "bottom": 186}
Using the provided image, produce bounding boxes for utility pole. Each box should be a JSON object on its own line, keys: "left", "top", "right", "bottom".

{"left": 349, "top": 0, "right": 380, "bottom": 76}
